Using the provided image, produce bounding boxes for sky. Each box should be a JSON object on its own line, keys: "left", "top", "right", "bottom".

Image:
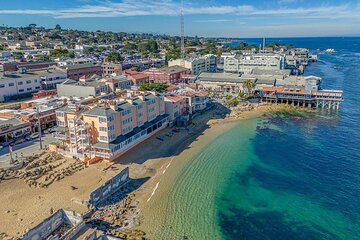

{"left": 0, "top": 0, "right": 359, "bottom": 37}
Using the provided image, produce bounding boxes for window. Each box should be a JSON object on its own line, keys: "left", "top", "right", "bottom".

{"left": 57, "top": 121, "right": 65, "bottom": 126}
{"left": 56, "top": 112, "right": 64, "bottom": 117}
{"left": 0, "top": 84, "right": 5, "bottom": 88}
{"left": 8, "top": 83, "right": 14, "bottom": 87}
{"left": 35, "top": 86, "right": 41, "bottom": 90}
{"left": 109, "top": 134, "right": 116, "bottom": 141}
{"left": 122, "top": 117, "right": 132, "bottom": 125}
{"left": 18, "top": 81, "right": 23, "bottom": 85}
{"left": 26, "top": 80, "right": 32, "bottom": 84}
{"left": 108, "top": 125, "right": 115, "bottom": 131}
{"left": 27, "top": 88, "right": 32, "bottom": 91}
{"left": 19, "top": 89, "right": 24, "bottom": 92}
{"left": 99, "top": 117, "right": 107, "bottom": 123}
{"left": 121, "top": 109, "right": 132, "bottom": 116}
{"left": 107, "top": 115, "right": 114, "bottom": 122}
{"left": 99, "top": 127, "right": 107, "bottom": 132}
{"left": 148, "top": 107, "right": 155, "bottom": 113}
{"left": 34, "top": 79, "right": 38, "bottom": 83}
{"left": 122, "top": 126, "right": 132, "bottom": 134}
{"left": 100, "top": 136, "right": 108, "bottom": 141}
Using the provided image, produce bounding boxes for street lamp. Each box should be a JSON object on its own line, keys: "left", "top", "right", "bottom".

{"left": 36, "top": 106, "right": 43, "bottom": 150}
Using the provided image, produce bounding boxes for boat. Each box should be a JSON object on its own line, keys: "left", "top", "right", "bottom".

{"left": 325, "top": 48, "right": 336, "bottom": 53}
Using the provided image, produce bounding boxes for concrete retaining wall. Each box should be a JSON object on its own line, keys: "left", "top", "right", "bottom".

{"left": 22, "top": 209, "right": 83, "bottom": 240}
{"left": 89, "top": 167, "right": 129, "bottom": 208}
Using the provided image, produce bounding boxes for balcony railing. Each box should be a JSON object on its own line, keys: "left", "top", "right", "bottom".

{"left": 90, "top": 151, "right": 112, "bottom": 158}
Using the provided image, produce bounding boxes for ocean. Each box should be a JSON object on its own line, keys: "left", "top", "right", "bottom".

{"left": 142, "top": 37, "right": 360, "bottom": 240}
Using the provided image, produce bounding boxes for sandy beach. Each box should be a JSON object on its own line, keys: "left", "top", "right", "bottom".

{"left": 0, "top": 103, "right": 295, "bottom": 238}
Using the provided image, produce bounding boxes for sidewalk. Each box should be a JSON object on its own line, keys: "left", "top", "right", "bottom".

{"left": 0, "top": 134, "right": 56, "bottom": 168}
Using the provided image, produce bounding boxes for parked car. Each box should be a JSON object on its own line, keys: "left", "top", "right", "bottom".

{"left": 25, "top": 135, "right": 32, "bottom": 141}
{"left": 48, "top": 128, "right": 56, "bottom": 133}
{"left": 14, "top": 138, "right": 25, "bottom": 145}
{"left": 31, "top": 133, "right": 39, "bottom": 139}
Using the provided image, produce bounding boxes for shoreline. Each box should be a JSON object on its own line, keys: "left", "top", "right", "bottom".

{"left": 0, "top": 102, "right": 298, "bottom": 239}
{"left": 115, "top": 103, "right": 300, "bottom": 238}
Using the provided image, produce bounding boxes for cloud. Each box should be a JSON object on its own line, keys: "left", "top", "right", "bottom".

{"left": 278, "top": 0, "right": 303, "bottom": 4}
{"left": 196, "top": 19, "right": 233, "bottom": 23}
{"left": 0, "top": 0, "right": 358, "bottom": 22}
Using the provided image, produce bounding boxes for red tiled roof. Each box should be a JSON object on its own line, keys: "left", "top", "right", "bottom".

{"left": 195, "top": 91, "right": 208, "bottom": 97}
{"left": 123, "top": 69, "right": 140, "bottom": 76}
{"left": 131, "top": 73, "right": 148, "bottom": 80}
{"left": 165, "top": 95, "right": 183, "bottom": 102}
{"left": 166, "top": 85, "right": 177, "bottom": 91}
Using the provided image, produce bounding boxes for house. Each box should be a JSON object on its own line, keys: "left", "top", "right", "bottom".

{"left": 122, "top": 69, "right": 149, "bottom": 86}
{"left": 102, "top": 63, "right": 123, "bottom": 77}
{"left": 164, "top": 94, "right": 187, "bottom": 126}
{"left": 142, "top": 66, "right": 189, "bottom": 84}
{"left": 63, "top": 63, "right": 102, "bottom": 80}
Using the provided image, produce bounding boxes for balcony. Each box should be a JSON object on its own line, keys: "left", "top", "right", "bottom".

{"left": 90, "top": 151, "right": 112, "bottom": 158}
{"left": 55, "top": 132, "right": 68, "bottom": 140}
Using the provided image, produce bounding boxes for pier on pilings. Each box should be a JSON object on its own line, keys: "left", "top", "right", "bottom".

{"left": 257, "top": 88, "right": 343, "bottom": 110}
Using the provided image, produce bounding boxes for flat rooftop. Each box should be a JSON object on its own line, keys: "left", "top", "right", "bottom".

{"left": 0, "top": 68, "right": 66, "bottom": 80}
{"left": 63, "top": 63, "right": 100, "bottom": 70}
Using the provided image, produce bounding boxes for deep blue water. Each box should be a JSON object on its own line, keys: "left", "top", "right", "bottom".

{"left": 219, "top": 37, "right": 360, "bottom": 240}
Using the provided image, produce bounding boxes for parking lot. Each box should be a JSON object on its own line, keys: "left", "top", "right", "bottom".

{"left": 0, "top": 133, "right": 57, "bottom": 168}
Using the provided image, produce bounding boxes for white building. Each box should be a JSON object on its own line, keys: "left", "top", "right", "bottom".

{"left": 168, "top": 54, "right": 217, "bottom": 75}
{"left": 0, "top": 67, "right": 67, "bottom": 102}
{"left": 224, "top": 54, "right": 284, "bottom": 74}
{"left": 56, "top": 57, "right": 94, "bottom": 67}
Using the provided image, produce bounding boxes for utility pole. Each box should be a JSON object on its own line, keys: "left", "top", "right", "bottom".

{"left": 36, "top": 106, "right": 43, "bottom": 150}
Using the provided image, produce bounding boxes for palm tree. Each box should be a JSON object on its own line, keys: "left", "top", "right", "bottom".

{"left": 242, "top": 79, "right": 256, "bottom": 96}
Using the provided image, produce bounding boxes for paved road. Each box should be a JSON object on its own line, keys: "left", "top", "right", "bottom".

{"left": 0, "top": 134, "right": 56, "bottom": 168}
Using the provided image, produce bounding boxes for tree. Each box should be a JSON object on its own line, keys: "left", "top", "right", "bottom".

{"left": 35, "top": 54, "right": 50, "bottom": 62}
{"left": 242, "top": 79, "right": 256, "bottom": 95}
{"left": 55, "top": 24, "right": 61, "bottom": 30}
{"left": 12, "top": 52, "right": 24, "bottom": 60}
{"left": 49, "top": 49, "right": 74, "bottom": 58}
{"left": 228, "top": 98, "right": 239, "bottom": 107}
{"left": 107, "top": 51, "right": 121, "bottom": 63}
{"left": 139, "top": 83, "right": 168, "bottom": 92}
{"left": 122, "top": 41, "right": 137, "bottom": 53}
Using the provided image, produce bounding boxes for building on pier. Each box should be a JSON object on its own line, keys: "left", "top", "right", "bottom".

{"left": 258, "top": 87, "right": 343, "bottom": 109}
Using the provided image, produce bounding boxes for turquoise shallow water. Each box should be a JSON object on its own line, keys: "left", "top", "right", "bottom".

{"left": 145, "top": 37, "right": 360, "bottom": 240}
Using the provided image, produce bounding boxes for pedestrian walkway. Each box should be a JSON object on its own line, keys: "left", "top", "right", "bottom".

{"left": 0, "top": 134, "right": 56, "bottom": 168}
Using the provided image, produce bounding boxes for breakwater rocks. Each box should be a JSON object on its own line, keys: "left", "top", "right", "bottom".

{"left": 106, "top": 229, "right": 147, "bottom": 240}
{"left": 90, "top": 189, "right": 146, "bottom": 239}
{"left": 0, "top": 232, "right": 15, "bottom": 240}
{"left": 0, "top": 152, "right": 85, "bottom": 188}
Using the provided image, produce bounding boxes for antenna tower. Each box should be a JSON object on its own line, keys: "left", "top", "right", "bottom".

{"left": 263, "top": 37, "right": 266, "bottom": 52}
{"left": 180, "top": 0, "right": 185, "bottom": 59}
